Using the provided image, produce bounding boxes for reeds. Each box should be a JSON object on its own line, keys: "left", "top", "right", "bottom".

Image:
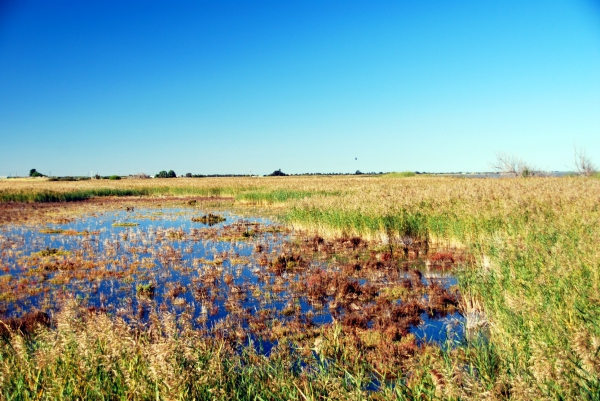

{"left": 0, "top": 299, "right": 393, "bottom": 399}
{"left": 0, "top": 188, "right": 152, "bottom": 202}
{"left": 0, "top": 177, "right": 340, "bottom": 204}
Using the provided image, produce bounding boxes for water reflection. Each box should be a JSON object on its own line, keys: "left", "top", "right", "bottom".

{"left": 0, "top": 208, "right": 464, "bottom": 350}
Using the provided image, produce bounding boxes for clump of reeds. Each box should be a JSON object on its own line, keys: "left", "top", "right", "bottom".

{"left": 268, "top": 253, "right": 306, "bottom": 275}
{"left": 0, "top": 310, "right": 50, "bottom": 337}
{"left": 136, "top": 283, "right": 155, "bottom": 297}
{"left": 191, "top": 213, "right": 226, "bottom": 225}
{"left": 112, "top": 222, "right": 139, "bottom": 227}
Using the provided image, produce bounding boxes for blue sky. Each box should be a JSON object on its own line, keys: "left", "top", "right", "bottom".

{"left": 1, "top": 0, "right": 599, "bottom": 176}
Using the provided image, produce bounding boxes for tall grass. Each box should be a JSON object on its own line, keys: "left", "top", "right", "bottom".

{"left": 0, "top": 300, "right": 519, "bottom": 400}
{"left": 236, "top": 189, "right": 342, "bottom": 204}
{"left": 286, "top": 207, "right": 429, "bottom": 242}
{"left": 0, "top": 188, "right": 152, "bottom": 202}
{"left": 284, "top": 176, "right": 600, "bottom": 399}
{"left": 0, "top": 178, "right": 339, "bottom": 204}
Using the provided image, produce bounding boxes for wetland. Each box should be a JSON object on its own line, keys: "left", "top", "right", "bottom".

{"left": 0, "top": 201, "right": 463, "bottom": 361}
{"left": 1, "top": 176, "right": 599, "bottom": 400}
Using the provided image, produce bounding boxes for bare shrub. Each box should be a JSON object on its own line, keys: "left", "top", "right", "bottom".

{"left": 490, "top": 153, "right": 522, "bottom": 176}
{"left": 574, "top": 146, "right": 597, "bottom": 177}
{"left": 490, "top": 153, "right": 542, "bottom": 177}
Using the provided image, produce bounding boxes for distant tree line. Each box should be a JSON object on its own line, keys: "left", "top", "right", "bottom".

{"left": 27, "top": 146, "right": 598, "bottom": 181}
{"left": 155, "top": 170, "right": 260, "bottom": 178}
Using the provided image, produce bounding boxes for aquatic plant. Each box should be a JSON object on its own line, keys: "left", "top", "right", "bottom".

{"left": 112, "top": 222, "right": 139, "bottom": 227}
{"left": 39, "top": 228, "right": 65, "bottom": 234}
{"left": 191, "top": 213, "right": 226, "bottom": 225}
{"left": 34, "top": 247, "right": 70, "bottom": 257}
{"left": 136, "top": 283, "right": 155, "bottom": 296}
{"left": 0, "top": 310, "right": 49, "bottom": 337}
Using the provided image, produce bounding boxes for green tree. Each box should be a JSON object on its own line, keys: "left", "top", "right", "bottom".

{"left": 156, "top": 170, "right": 176, "bottom": 178}
{"left": 29, "top": 169, "right": 44, "bottom": 177}
{"left": 268, "top": 169, "right": 287, "bottom": 176}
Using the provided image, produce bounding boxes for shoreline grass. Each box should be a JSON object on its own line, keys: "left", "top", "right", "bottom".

{"left": 0, "top": 179, "right": 342, "bottom": 204}
{"left": 0, "top": 299, "right": 507, "bottom": 400}
{"left": 0, "top": 188, "right": 153, "bottom": 203}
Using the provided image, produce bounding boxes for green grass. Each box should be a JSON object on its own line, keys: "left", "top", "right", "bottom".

{"left": 0, "top": 186, "right": 250, "bottom": 203}
{"left": 380, "top": 171, "right": 416, "bottom": 178}
{"left": 153, "top": 185, "right": 245, "bottom": 197}
{"left": 0, "top": 188, "right": 152, "bottom": 203}
{"left": 0, "top": 186, "right": 340, "bottom": 204}
{"left": 286, "top": 207, "right": 430, "bottom": 240}
{"left": 236, "top": 189, "right": 342, "bottom": 204}
{"left": 112, "top": 222, "right": 139, "bottom": 227}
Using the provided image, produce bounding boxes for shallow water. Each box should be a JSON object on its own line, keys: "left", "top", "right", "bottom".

{"left": 0, "top": 207, "right": 463, "bottom": 350}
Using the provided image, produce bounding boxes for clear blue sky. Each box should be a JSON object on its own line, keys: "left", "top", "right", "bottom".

{"left": 1, "top": 0, "right": 599, "bottom": 176}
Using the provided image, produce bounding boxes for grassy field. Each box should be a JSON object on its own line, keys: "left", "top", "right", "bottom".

{"left": 1, "top": 175, "right": 599, "bottom": 399}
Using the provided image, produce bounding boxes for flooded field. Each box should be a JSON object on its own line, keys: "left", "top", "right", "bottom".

{"left": 0, "top": 204, "right": 464, "bottom": 359}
